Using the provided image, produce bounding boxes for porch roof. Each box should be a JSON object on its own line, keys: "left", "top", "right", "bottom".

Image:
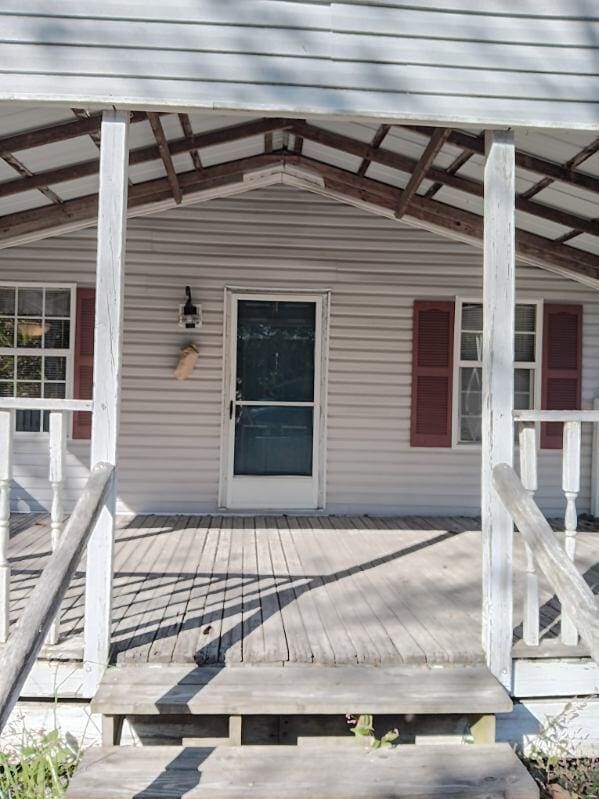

{"left": 0, "top": 105, "right": 598, "bottom": 287}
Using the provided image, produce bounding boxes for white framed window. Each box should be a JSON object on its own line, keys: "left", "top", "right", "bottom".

{"left": 453, "top": 298, "right": 542, "bottom": 446}
{"left": 0, "top": 283, "right": 76, "bottom": 434}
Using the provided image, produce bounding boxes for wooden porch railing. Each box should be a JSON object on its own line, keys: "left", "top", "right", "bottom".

{"left": 0, "top": 398, "right": 93, "bottom": 645}
{"left": 493, "top": 461, "right": 599, "bottom": 664}
{"left": 0, "top": 460, "right": 113, "bottom": 732}
{"left": 510, "top": 408, "right": 599, "bottom": 652}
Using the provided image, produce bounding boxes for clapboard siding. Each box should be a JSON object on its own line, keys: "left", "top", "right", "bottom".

{"left": 0, "top": 185, "right": 598, "bottom": 515}
{"left": 1, "top": 2, "right": 599, "bottom": 128}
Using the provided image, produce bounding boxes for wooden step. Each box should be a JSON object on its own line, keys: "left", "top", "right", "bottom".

{"left": 92, "top": 664, "right": 511, "bottom": 716}
{"left": 65, "top": 744, "right": 538, "bottom": 799}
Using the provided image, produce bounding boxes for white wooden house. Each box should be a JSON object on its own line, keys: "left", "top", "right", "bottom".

{"left": 0, "top": 2, "right": 598, "bottom": 796}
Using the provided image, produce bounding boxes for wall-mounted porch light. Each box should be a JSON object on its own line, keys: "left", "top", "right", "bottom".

{"left": 178, "top": 286, "right": 202, "bottom": 329}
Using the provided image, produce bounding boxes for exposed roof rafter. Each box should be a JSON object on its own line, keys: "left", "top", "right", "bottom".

{"left": 1, "top": 150, "right": 597, "bottom": 286}
{"left": 1, "top": 152, "right": 64, "bottom": 209}
{"left": 357, "top": 124, "right": 390, "bottom": 177}
{"left": 147, "top": 112, "right": 182, "bottom": 204}
{"left": 289, "top": 121, "right": 599, "bottom": 238}
{"left": 406, "top": 125, "right": 599, "bottom": 196}
{"left": 0, "top": 111, "right": 148, "bottom": 155}
{"left": 0, "top": 110, "right": 597, "bottom": 287}
{"left": 71, "top": 108, "right": 101, "bottom": 151}
{"left": 395, "top": 128, "right": 450, "bottom": 218}
{"left": 178, "top": 113, "right": 202, "bottom": 172}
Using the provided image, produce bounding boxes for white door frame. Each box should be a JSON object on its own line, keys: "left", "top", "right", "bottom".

{"left": 219, "top": 287, "right": 329, "bottom": 511}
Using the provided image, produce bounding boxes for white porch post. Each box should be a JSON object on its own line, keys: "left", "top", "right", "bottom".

{"left": 83, "top": 110, "right": 129, "bottom": 695}
{"left": 481, "top": 130, "right": 515, "bottom": 690}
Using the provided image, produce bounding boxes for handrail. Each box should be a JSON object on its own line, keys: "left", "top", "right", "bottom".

{"left": 0, "top": 399, "right": 93, "bottom": 412}
{"left": 493, "top": 463, "right": 599, "bottom": 664}
{"left": 0, "top": 462, "right": 114, "bottom": 732}
{"left": 513, "top": 409, "right": 599, "bottom": 422}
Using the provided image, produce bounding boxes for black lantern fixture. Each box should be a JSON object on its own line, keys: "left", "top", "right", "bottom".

{"left": 178, "top": 286, "right": 202, "bottom": 329}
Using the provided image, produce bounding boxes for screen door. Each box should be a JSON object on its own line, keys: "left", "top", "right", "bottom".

{"left": 223, "top": 293, "right": 323, "bottom": 509}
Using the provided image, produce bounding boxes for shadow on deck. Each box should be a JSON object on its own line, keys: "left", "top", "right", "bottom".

{"left": 6, "top": 513, "right": 599, "bottom": 666}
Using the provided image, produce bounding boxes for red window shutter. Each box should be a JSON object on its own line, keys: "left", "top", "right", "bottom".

{"left": 73, "top": 287, "right": 96, "bottom": 440}
{"left": 411, "top": 300, "right": 455, "bottom": 447}
{"left": 541, "top": 304, "right": 582, "bottom": 450}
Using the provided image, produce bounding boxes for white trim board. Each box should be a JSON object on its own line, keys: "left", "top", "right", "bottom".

{"left": 512, "top": 658, "right": 599, "bottom": 699}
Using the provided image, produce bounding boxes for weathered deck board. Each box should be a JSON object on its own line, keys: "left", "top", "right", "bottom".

{"left": 66, "top": 744, "right": 538, "bottom": 799}
{"left": 92, "top": 663, "right": 512, "bottom": 716}
{"left": 6, "top": 513, "right": 599, "bottom": 667}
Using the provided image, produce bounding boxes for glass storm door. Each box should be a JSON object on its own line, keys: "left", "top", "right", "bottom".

{"left": 224, "top": 294, "right": 322, "bottom": 509}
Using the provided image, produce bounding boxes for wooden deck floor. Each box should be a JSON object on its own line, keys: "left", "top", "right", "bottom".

{"left": 6, "top": 514, "right": 599, "bottom": 666}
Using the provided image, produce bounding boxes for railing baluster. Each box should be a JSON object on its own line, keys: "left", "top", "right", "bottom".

{"left": 561, "top": 420, "right": 581, "bottom": 646}
{"left": 47, "top": 411, "right": 66, "bottom": 646}
{"left": 0, "top": 409, "right": 13, "bottom": 643}
{"left": 519, "top": 421, "right": 540, "bottom": 646}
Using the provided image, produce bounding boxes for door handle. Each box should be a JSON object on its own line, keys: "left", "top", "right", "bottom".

{"left": 229, "top": 400, "right": 234, "bottom": 419}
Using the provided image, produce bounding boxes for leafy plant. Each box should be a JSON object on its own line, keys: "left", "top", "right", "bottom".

{"left": 0, "top": 725, "right": 80, "bottom": 798}
{"left": 346, "top": 714, "right": 399, "bottom": 749}
{"left": 520, "top": 698, "right": 599, "bottom": 799}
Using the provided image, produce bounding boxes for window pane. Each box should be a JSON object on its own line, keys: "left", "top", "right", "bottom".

{"left": 0, "top": 319, "right": 14, "bottom": 347}
{"left": 42, "top": 383, "right": 66, "bottom": 431}
{"left": 44, "top": 382, "right": 65, "bottom": 399}
{"left": 234, "top": 405, "right": 313, "bottom": 476}
{"left": 515, "top": 304, "right": 536, "bottom": 333}
{"left": 45, "top": 289, "right": 70, "bottom": 317}
{"left": 236, "top": 300, "right": 315, "bottom": 402}
{"left": 44, "top": 319, "right": 69, "bottom": 349}
{"left": 44, "top": 356, "right": 67, "bottom": 381}
{"left": 17, "top": 288, "right": 43, "bottom": 315}
{"left": 16, "top": 410, "right": 40, "bottom": 432}
{"left": 460, "top": 332, "right": 482, "bottom": 361}
{"left": 514, "top": 368, "right": 534, "bottom": 410}
{"left": 515, "top": 333, "right": 535, "bottom": 362}
{"left": 17, "top": 319, "right": 44, "bottom": 348}
{"left": 460, "top": 366, "right": 482, "bottom": 443}
{"left": 0, "top": 356, "right": 14, "bottom": 380}
{"left": 17, "top": 355, "right": 42, "bottom": 380}
{"left": 461, "top": 303, "right": 483, "bottom": 331}
{"left": 460, "top": 366, "right": 482, "bottom": 394}
{"left": 460, "top": 415, "right": 481, "bottom": 443}
{"left": 16, "top": 382, "right": 41, "bottom": 398}
{"left": 0, "top": 288, "right": 15, "bottom": 315}
{"left": 0, "top": 382, "right": 13, "bottom": 397}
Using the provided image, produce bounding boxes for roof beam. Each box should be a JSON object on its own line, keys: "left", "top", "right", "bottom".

{"left": 284, "top": 154, "right": 599, "bottom": 282}
{"left": 0, "top": 153, "right": 285, "bottom": 242}
{"left": 395, "top": 128, "right": 450, "bottom": 218}
{"left": 1, "top": 151, "right": 597, "bottom": 284}
{"left": 357, "top": 124, "right": 390, "bottom": 177}
{"left": 290, "top": 122, "right": 599, "bottom": 238}
{"left": 406, "top": 126, "right": 599, "bottom": 196}
{"left": 1, "top": 152, "right": 64, "bottom": 209}
{"left": 178, "top": 114, "right": 202, "bottom": 172}
{"left": 71, "top": 108, "right": 101, "bottom": 150}
{"left": 425, "top": 149, "right": 473, "bottom": 199}
{"left": 147, "top": 112, "right": 182, "bottom": 204}
{"left": 521, "top": 135, "right": 599, "bottom": 200}
{"left": 0, "top": 111, "right": 147, "bottom": 155}
{"left": 0, "top": 117, "right": 294, "bottom": 200}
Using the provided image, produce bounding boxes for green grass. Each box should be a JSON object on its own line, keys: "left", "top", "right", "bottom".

{"left": 0, "top": 727, "right": 79, "bottom": 798}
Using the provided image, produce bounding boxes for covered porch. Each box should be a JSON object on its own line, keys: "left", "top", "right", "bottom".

{"left": 6, "top": 512, "right": 599, "bottom": 668}
{"left": 0, "top": 106, "right": 598, "bottom": 703}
